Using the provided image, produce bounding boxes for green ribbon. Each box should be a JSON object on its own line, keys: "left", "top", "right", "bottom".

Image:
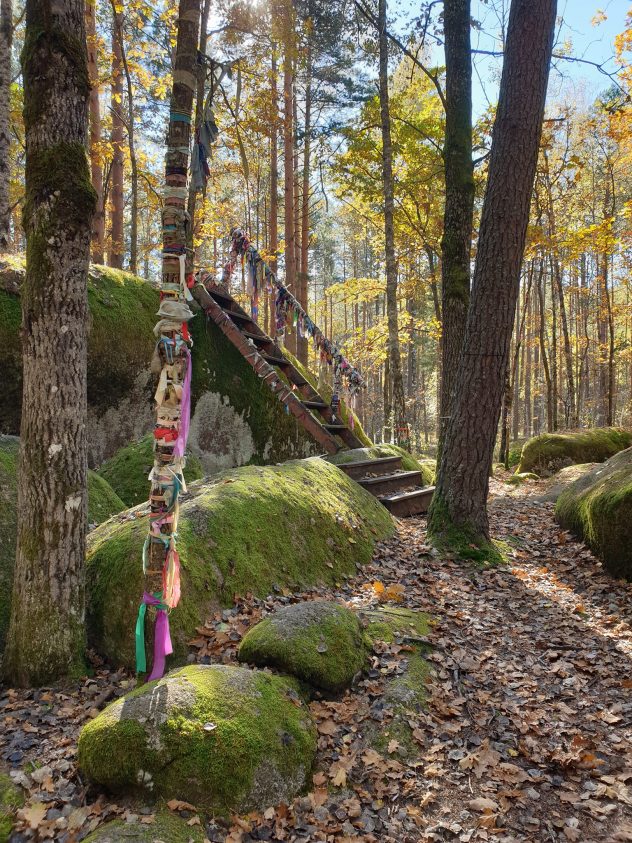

{"left": 135, "top": 591, "right": 167, "bottom": 675}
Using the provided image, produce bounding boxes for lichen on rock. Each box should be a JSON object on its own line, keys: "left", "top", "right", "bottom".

{"left": 238, "top": 600, "right": 369, "bottom": 693}
{"left": 78, "top": 664, "right": 317, "bottom": 814}
{"left": 517, "top": 428, "right": 632, "bottom": 476}
{"left": 86, "top": 457, "right": 394, "bottom": 670}
{"left": 555, "top": 447, "right": 632, "bottom": 580}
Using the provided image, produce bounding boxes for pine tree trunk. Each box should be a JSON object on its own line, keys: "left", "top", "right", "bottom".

{"left": 3, "top": 0, "right": 95, "bottom": 686}
{"left": 0, "top": 0, "right": 12, "bottom": 249}
{"left": 282, "top": 32, "right": 295, "bottom": 348}
{"left": 428, "top": 0, "right": 556, "bottom": 545}
{"left": 109, "top": 10, "right": 125, "bottom": 269}
{"left": 86, "top": 0, "right": 105, "bottom": 263}
{"left": 297, "top": 43, "right": 312, "bottom": 365}
{"left": 269, "top": 49, "right": 279, "bottom": 336}
{"left": 439, "top": 0, "right": 474, "bottom": 451}
{"left": 378, "top": 0, "right": 407, "bottom": 446}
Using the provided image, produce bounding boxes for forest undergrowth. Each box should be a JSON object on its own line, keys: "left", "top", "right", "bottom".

{"left": 1, "top": 476, "right": 631, "bottom": 842}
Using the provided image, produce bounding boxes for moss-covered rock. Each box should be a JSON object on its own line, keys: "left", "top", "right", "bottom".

{"left": 505, "top": 471, "right": 539, "bottom": 486}
{"left": 328, "top": 445, "right": 435, "bottom": 484}
{"left": 537, "top": 463, "right": 599, "bottom": 503}
{"left": 87, "top": 457, "right": 394, "bottom": 669}
{"left": 363, "top": 608, "right": 430, "bottom": 759}
{"left": 96, "top": 434, "right": 203, "bottom": 508}
{"left": 0, "top": 435, "right": 125, "bottom": 653}
{"left": 238, "top": 600, "right": 368, "bottom": 693}
{"left": 555, "top": 447, "right": 632, "bottom": 580}
{"left": 0, "top": 772, "right": 24, "bottom": 843}
{"left": 78, "top": 664, "right": 317, "bottom": 814}
{"left": 83, "top": 809, "right": 206, "bottom": 842}
{"left": 517, "top": 428, "right": 632, "bottom": 476}
{"left": 1, "top": 256, "right": 371, "bottom": 473}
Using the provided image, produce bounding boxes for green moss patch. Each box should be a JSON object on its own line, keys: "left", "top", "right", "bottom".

{"left": 82, "top": 808, "right": 206, "bottom": 842}
{"left": 96, "top": 434, "right": 203, "bottom": 508}
{"left": 362, "top": 609, "right": 431, "bottom": 759}
{"left": 517, "top": 428, "right": 632, "bottom": 476}
{"left": 87, "top": 457, "right": 394, "bottom": 669}
{"left": 555, "top": 447, "right": 632, "bottom": 580}
{"left": 0, "top": 773, "right": 24, "bottom": 843}
{"left": 78, "top": 664, "right": 317, "bottom": 814}
{"left": 427, "top": 493, "right": 510, "bottom": 566}
{"left": 0, "top": 435, "right": 125, "bottom": 654}
{"left": 505, "top": 471, "right": 539, "bottom": 486}
{"left": 239, "top": 600, "right": 368, "bottom": 693}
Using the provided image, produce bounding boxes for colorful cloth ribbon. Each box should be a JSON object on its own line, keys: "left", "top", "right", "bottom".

{"left": 135, "top": 592, "right": 172, "bottom": 680}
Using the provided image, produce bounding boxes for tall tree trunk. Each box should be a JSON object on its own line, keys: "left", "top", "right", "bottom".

{"left": 297, "top": 42, "right": 312, "bottom": 365}
{"left": 3, "top": 0, "right": 95, "bottom": 685}
{"left": 0, "top": 0, "right": 12, "bottom": 249}
{"left": 269, "top": 49, "right": 279, "bottom": 336}
{"left": 438, "top": 0, "right": 474, "bottom": 451}
{"left": 378, "top": 0, "right": 407, "bottom": 446}
{"left": 536, "top": 259, "right": 554, "bottom": 431}
{"left": 428, "top": 0, "right": 556, "bottom": 545}
{"left": 186, "top": 0, "right": 211, "bottom": 259}
{"left": 109, "top": 9, "right": 125, "bottom": 268}
{"left": 86, "top": 0, "right": 104, "bottom": 263}
{"left": 139, "top": 0, "right": 200, "bottom": 680}
{"left": 282, "top": 30, "right": 295, "bottom": 349}
{"left": 113, "top": 6, "right": 138, "bottom": 274}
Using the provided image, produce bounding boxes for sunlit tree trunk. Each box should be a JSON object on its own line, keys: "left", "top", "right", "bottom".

{"left": 108, "top": 8, "right": 125, "bottom": 268}
{"left": 282, "top": 28, "right": 295, "bottom": 350}
{"left": 86, "top": 0, "right": 104, "bottom": 263}
{"left": 269, "top": 49, "right": 279, "bottom": 335}
{"left": 428, "top": 0, "right": 556, "bottom": 544}
{"left": 378, "top": 0, "right": 407, "bottom": 446}
{"left": 3, "top": 0, "right": 95, "bottom": 686}
{"left": 297, "top": 43, "right": 312, "bottom": 365}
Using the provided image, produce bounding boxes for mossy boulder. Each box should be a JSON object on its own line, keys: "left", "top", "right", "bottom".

{"left": 78, "top": 664, "right": 317, "bottom": 814}
{"left": 1, "top": 256, "right": 369, "bottom": 473}
{"left": 83, "top": 811, "right": 205, "bottom": 843}
{"left": 87, "top": 457, "right": 394, "bottom": 669}
{"left": 517, "top": 428, "right": 632, "bottom": 476}
{"left": 328, "top": 444, "right": 435, "bottom": 484}
{"left": 537, "top": 463, "right": 599, "bottom": 503}
{"left": 97, "top": 434, "right": 203, "bottom": 508}
{"left": 0, "top": 435, "right": 125, "bottom": 653}
{"left": 0, "top": 772, "right": 24, "bottom": 843}
{"left": 555, "top": 447, "right": 632, "bottom": 580}
{"left": 505, "top": 471, "right": 539, "bottom": 486}
{"left": 238, "top": 600, "right": 368, "bottom": 693}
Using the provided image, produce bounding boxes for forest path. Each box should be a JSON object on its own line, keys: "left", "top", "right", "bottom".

{"left": 1, "top": 480, "right": 631, "bottom": 842}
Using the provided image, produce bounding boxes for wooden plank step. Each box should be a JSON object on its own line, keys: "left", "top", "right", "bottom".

{"left": 304, "top": 400, "right": 328, "bottom": 410}
{"left": 223, "top": 309, "right": 253, "bottom": 325}
{"left": 242, "top": 331, "right": 270, "bottom": 345}
{"left": 324, "top": 423, "right": 348, "bottom": 432}
{"left": 262, "top": 353, "right": 290, "bottom": 367}
{"left": 379, "top": 486, "right": 435, "bottom": 518}
{"left": 208, "top": 287, "right": 233, "bottom": 305}
{"left": 337, "top": 456, "right": 402, "bottom": 480}
{"left": 358, "top": 470, "right": 422, "bottom": 496}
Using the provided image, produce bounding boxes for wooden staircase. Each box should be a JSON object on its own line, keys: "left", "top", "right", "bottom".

{"left": 338, "top": 456, "right": 435, "bottom": 518}
{"left": 190, "top": 281, "right": 365, "bottom": 454}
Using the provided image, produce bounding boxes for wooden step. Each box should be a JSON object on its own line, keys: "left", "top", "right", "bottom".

{"left": 324, "top": 423, "right": 348, "bottom": 432}
{"left": 337, "top": 456, "right": 402, "bottom": 481}
{"left": 379, "top": 486, "right": 435, "bottom": 518}
{"left": 242, "top": 331, "right": 270, "bottom": 345}
{"left": 208, "top": 287, "right": 233, "bottom": 305}
{"left": 358, "top": 470, "right": 422, "bottom": 496}
{"left": 262, "top": 353, "right": 290, "bottom": 367}
{"left": 223, "top": 309, "right": 253, "bottom": 325}
{"left": 304, "top": 400, "right": 328, "bottom": 410}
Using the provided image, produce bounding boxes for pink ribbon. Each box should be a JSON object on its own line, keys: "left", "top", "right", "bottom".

{"left": 173, "top": 347, "right": 191, "bottom": 459}
{"left": 141, "top": 592, "right": 173, "bottom": 681}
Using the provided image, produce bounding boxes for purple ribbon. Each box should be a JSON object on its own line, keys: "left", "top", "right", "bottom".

{"left": 173, "top": 347, "right": 191, "bottom": 459}
{"left": 141, "top": 592, "right": 173, "bottom": 681}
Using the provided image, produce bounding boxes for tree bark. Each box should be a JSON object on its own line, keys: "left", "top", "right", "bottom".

{"left": 86, "top": 0, "right": 105, "bottom": 263}
{"left": 0, "top": 0, "right": 13, "bottom": 249}
{"left": 186, "top": 0, "right": 211, "bottom": 260}
{"left": 428, "top": 0, "right": 556, "bottom": 544}
{"left": 297, "top": 42, "right": 312, "bottom": 365}
{"left": 269, "top": 49, "right": 279, "bottom": 335}
{"left": 282, "top": 29, "right": 295, "bottom": 349}
{"left": 3, "top": 0, "right": 95, "bottom": 685}
{"left": 108, "top": 9, "right": 125, "bottom": 269}
{"left": 438, "top": 0, "right": 474, "bottom": 451}
{"left": 378, "top": 0, "right": 407, "bottom": 446}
